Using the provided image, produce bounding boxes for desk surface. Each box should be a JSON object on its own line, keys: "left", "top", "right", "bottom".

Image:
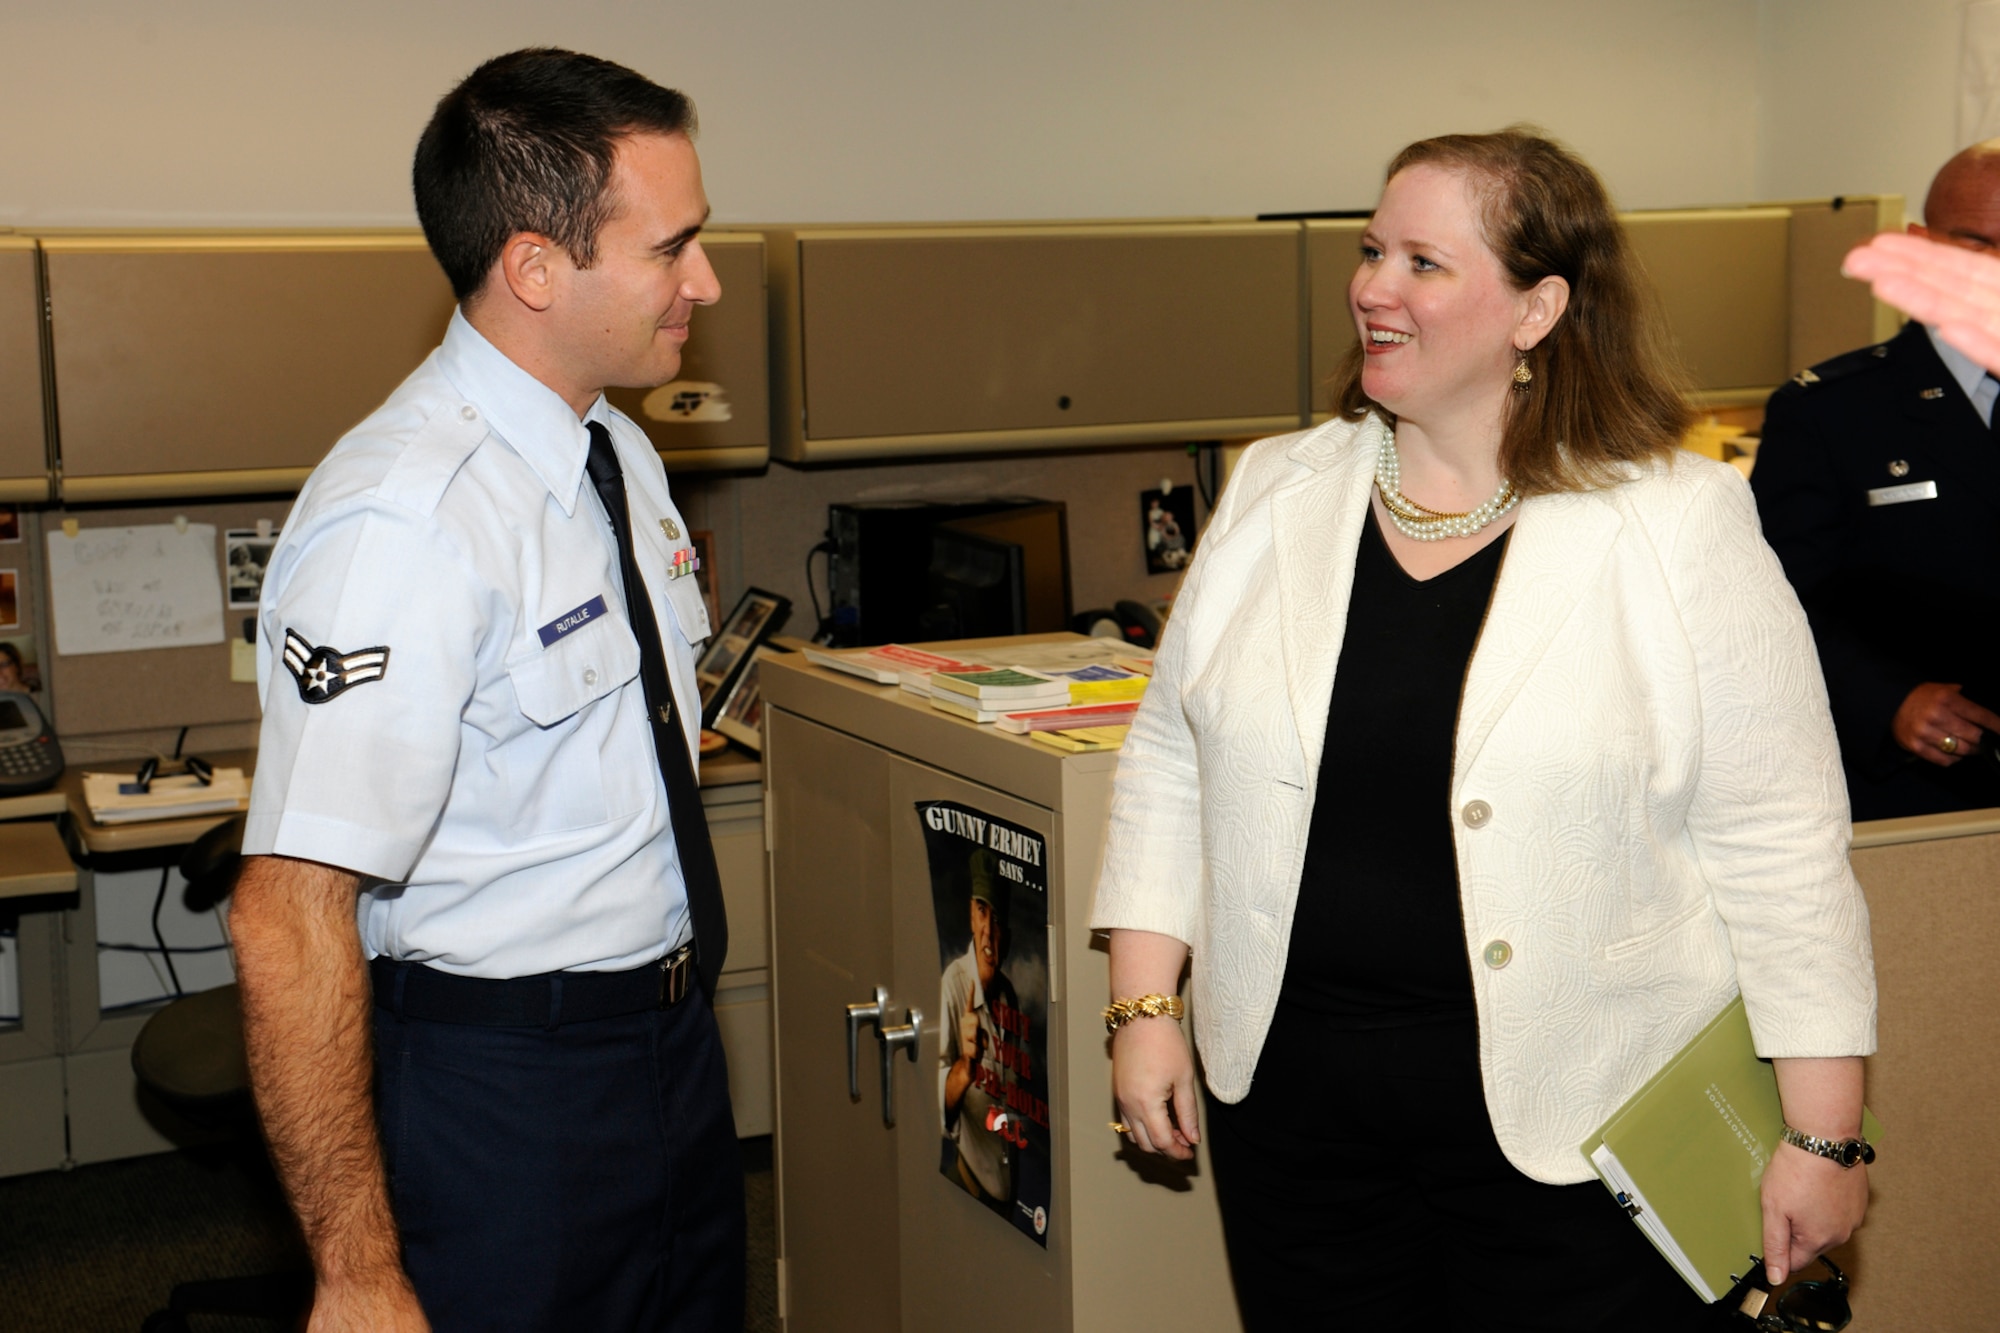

{"left": 60, "top": 744, "right": 765, "bottom": 856}
{"left": 0, "top": 820, "right": 78, "bottom": 900}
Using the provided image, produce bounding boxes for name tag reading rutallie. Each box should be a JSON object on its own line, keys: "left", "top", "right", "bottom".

{"left": 1867, "top": 481, "right": 1939, "bottom": 507}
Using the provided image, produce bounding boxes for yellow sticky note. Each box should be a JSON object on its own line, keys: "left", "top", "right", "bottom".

{"left": 230, "top": 638, "right": 258, "bottom": 683}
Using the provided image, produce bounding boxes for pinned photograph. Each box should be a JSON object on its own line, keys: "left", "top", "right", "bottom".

{"left": 0, "top": 636, "right": 38, "bottom": 692}
{"left": 0, "top": 506, "right": 20, "bottom": 544}
{"left": 1140, "top": 484, "right": 1196, "bottom": 574}
{"left": 225, "top": 529, "right": 280, "bottom": 610}
{"left": 0, "top": 569, "right": 17, "bottom": 632}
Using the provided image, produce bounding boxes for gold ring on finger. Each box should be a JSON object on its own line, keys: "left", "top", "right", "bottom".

{"left": 1941, "top": 734, "right": 1960, "bottom": 754}
{"left": 1109, "top": 1120, "right": 1131, "bottom": 1135}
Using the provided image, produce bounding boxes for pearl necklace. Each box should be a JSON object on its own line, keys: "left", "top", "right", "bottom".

{"left": 1374, "top": 435, "right": 1519, "bottom": 542}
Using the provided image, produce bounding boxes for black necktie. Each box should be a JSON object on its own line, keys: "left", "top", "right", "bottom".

{"left": 583, "top": 421, "right": 728, "bottom": 998}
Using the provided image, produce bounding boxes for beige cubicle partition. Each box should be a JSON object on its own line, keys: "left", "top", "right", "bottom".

{"left": 1303, "top": 218, "right": 1365, "bottom": 420}
{"left": 1777, "top": 195, "right": 1906, "bottom": 373}
{"left": 604, "top": 231, "right": 770, "bottom": 473}
{"left": 43, "top": 234, "right": 455, "bottom": 501}
{"left": 1624, "top": 209, "right": 1791, "bottom": 398}
{"left": 0, "top": 238, "right": 51, "bottom": 503}
{"left": 766, "top": 223, "right": 1303, "bottom": 463}
{"left": 1839, "top": 809, "right": 2000, "bottom": 1330}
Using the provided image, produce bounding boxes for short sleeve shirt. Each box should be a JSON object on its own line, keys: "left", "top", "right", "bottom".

{"left": 244, "top": 310, "right": 714, "bottom": 979}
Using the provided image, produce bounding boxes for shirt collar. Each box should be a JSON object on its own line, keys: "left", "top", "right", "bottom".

{"left": 435, "top": 308, "right": 612, "bottom": 517}
{"left": 1926, "top": 324, "right": 1991, "bottom": 406}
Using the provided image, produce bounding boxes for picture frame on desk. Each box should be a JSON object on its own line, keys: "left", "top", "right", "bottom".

{"left": 696, "top": 586, "right": 791, "bottom": 726}
{"left": 713, "top": 645, "right": 787, "bottom": 752}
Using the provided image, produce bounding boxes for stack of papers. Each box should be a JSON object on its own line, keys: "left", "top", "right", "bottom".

{"left": 82, "top": 768, "right": 250, "bottom": 825}
{"left": 995, "top": 700, "right": 1143, "bottom": 734}
{"left": 802, "top": 643, "right": 990, "bottom": 685}
{"left": 1028, "top": 725, "right": 1131, "bottom": 753}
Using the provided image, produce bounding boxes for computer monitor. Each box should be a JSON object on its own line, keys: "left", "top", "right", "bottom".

{"left": 919, "top": 502, "right": 1071, "bottom": 640}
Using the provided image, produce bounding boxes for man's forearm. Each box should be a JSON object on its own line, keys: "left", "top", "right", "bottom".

{"left": 232, "top": 854, "right": 407, "bottom": 1287}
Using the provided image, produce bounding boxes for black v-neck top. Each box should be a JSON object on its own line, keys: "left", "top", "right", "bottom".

{"left": 1279, "top": 506, "right": 1511, "bottom": 1025}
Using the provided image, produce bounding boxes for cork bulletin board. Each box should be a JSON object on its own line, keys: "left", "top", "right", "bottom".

{"left": 40, "top": 497, "right": 293, "bottom": 737}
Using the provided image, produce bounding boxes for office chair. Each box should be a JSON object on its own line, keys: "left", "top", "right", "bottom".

{"left": 130, "top": 814, "right": 312, "bottom": 1332}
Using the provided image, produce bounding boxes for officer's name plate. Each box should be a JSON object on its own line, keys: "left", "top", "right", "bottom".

{"left": 1866, "top": 480, "right": 1939, "bottom": 507}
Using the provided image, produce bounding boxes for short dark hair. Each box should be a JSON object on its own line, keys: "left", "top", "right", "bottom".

{"left": 413, "top": 48, "right": 697, "bottom": 301}
{"left": 1330, "top": 127, "right": 1692, "bottom": 495}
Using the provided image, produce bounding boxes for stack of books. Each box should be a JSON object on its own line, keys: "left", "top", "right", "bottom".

{"left": 1052, "top": 663, "right": 1148, "bottom": 704}
{"left": 929, "top": 668, "right": 1072, "bottom": 722}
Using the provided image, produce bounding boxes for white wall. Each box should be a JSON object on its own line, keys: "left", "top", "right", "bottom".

{"left": 1756, "top": 0, "right": 1965, "bottom": 219}
{"left": 0, "top": 0, "right": 1760, "bottom": 229}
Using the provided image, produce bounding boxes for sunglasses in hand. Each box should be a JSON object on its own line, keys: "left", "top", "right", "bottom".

{"left": 1721, "top": 1254, "right": 1850, "bottom": 1331}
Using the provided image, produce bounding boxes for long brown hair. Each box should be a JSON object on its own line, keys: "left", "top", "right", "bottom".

{"left": 1331, "top": 127, "right": 1692, "bottom": 495}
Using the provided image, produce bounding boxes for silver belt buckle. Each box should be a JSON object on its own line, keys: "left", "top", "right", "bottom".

{"left": 658, "top": 944, "right": 694, "bottom": 1007}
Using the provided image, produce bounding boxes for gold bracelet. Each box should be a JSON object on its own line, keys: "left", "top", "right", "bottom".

{"left": 1103, "top": 993, "right": 1185, "bottom": 1034}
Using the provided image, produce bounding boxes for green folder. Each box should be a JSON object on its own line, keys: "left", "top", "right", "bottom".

{"left": 1580, "top": 995, "right": 1882, "bottom": 1302}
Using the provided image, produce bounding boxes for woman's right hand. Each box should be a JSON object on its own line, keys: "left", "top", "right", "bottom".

{"left": 1112, "top": 1014, "right": 1201, "bottom": 1160}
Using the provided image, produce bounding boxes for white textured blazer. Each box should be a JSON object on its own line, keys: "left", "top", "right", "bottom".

{"left": 1090, "top": 413, "right": 1877, "bottom": 1183}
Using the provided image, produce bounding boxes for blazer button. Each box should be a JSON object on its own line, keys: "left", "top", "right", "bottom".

{"left": 1461, "top": 800, "right": 1492, "bottom": 828}
{"left": 1482, "top": 939, "right": 1513, "bottom": 969}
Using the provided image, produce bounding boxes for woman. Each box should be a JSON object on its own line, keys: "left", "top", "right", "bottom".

{"left": 1091, "top": 129, "right": 1876, "bottom": 1330}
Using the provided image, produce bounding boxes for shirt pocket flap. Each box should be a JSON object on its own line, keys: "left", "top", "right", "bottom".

{"left": 663, "top": 577, "right": 710, "bottom": 644}
{"left": 507, "top": 613, "right": 642, "bottom": 727}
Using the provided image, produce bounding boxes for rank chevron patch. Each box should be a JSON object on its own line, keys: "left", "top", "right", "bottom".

{"left": 282, "top": 629, "right": 391, "bottom": 705}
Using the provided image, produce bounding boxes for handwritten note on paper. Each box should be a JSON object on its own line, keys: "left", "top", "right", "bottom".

{"left": 45, "top": 523, "right": 226, "bottom": 656}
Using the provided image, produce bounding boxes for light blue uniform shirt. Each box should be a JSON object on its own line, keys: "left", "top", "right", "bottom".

{"left": 245, "top": 311, "right": 712, "bottom": 978}
{"left": 1925, "top": 324, "right": 1999, "bottom": 425}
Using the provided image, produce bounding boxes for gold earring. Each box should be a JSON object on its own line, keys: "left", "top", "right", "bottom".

{"left": 1511, "top": 350, "right": 1534, "bottom": 391}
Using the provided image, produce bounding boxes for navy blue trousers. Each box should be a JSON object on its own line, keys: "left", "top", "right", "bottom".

{"left": 373, "top": 985, "right": 745, "bottom": 1332}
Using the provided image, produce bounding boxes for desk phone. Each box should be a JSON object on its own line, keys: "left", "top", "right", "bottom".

{"left": 0, "top": 690, "right": 65, "bottom": 796}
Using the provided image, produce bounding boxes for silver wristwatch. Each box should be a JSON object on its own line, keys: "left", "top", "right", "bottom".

{"left": 1780, "top": 1124, "right": 1875, "bottom": 1168}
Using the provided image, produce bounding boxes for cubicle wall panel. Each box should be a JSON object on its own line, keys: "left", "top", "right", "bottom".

{"left": 794, "top": 226, "right": 1299, "bottom": 443}
{"left": 1786, "top": 197, "right": 1902, "bottom": 374}
{"left": 0, "top": 240, "right": 50, "bottom": 500}
{"left": 44, "top": 237, "right": 454, "bottom": 486}
{"left": 0, "top": 1057, "right": 66, "bottom": 1176}
{"left": 1305, "top": 220, "right": 1365, "bottom": 418}
{"left": 1845, "top": 824, "right": 2000, "bottom": 1326}
{"left": 603, "top": 233, "right": 769, "bottom": 470}
{"left": 1614, "top": 210, "right": 1791, "bottom": 393}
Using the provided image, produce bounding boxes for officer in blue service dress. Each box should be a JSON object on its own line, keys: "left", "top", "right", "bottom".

{"left": 1753, "top": 142, "right": 2000, "bottom": 821}
{"left": 230, "top": 50, "right": 741, "bottom": 1332}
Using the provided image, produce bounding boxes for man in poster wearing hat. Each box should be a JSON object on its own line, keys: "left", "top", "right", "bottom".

{"left": 939, "top": 848, "right": 1022, "bottom": 1209}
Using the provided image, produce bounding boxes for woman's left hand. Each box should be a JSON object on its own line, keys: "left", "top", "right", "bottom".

{"left": 1764, "top": 1055, "right": 1870, "bottom": 1284}
{"left": 1760, "top": 1146, "right": 1868, "bottom": 1285}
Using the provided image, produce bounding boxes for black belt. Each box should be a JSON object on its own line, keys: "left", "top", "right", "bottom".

{"left": 371, "top": 943, "right": 697, "bottom": 1028}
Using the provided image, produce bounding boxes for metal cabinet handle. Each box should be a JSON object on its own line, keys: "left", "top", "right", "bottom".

{"left": 876, "top": 1008, "right": 922, "bottom": 1128}
{"left": 845, "top": 985, "right": 889, "bottom": 1101}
